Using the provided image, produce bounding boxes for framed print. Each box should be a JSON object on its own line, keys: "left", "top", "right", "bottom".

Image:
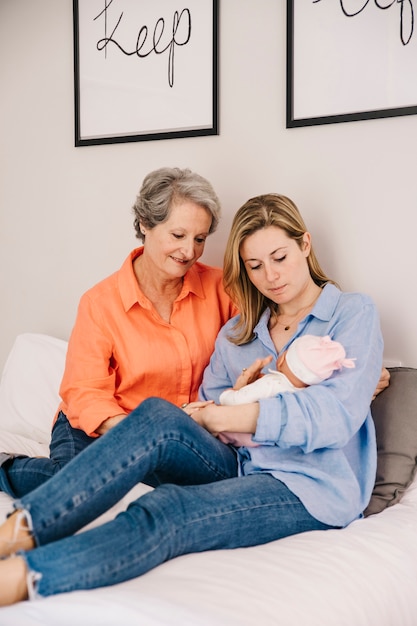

{"left": 286, "top": 0, "right": 417, "bottom": 128}
{"left": 73, "top": 0, "right": 218, "bottom": 146}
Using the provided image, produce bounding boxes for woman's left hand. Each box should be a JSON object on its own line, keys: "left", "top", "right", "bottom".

{"left": 372, "top": 367, "right": 390, "bottom": 400}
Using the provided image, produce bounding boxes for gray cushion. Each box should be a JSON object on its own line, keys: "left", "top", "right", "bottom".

{"left": 364, "top": 367, "right": 417, "bottom": 516}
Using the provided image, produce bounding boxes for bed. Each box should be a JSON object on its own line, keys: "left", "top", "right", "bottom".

{"left": 0, "top": 333, "right": 417, "bottom": 626}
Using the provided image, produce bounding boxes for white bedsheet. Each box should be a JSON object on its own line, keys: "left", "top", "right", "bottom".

{"left": 1, "top": 477, "right": 417, "bottom": 626}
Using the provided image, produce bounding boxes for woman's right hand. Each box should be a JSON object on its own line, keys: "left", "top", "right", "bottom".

{"left": 95, "top": 414, "right": 127, "bottom": 435}
{"left": 234, "top": 355, "right": 273, "bottom": 390}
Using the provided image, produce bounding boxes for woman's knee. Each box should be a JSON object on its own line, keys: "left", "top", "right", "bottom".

{"left": 123, "top": 398, "right": 210, "bottom": 460}
{"left": 130, "top": 397, "right": 190, "bottom": 433}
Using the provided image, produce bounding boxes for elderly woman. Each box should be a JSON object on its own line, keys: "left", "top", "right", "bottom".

{"left": 0, "top": 167, "right": 236, "bottom": 498}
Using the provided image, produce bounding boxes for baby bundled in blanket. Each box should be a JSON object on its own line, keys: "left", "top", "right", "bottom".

{"left": 218, "top": 334, "right": 356, "bottom": 447}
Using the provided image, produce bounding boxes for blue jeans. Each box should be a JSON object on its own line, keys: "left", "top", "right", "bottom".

{"left": 0, "top": 412, "right": 94, "bottom": 497}
{"left": 16, "top": 398, "right": 334, "bottom": 598}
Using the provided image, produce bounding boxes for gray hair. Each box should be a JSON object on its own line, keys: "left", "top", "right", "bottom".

{"left": 132, "top": 167, "right": 221, "bottom": 241}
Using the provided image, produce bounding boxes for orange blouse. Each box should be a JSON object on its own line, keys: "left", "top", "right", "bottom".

{"left": 57, "top": 248, "right": 237, "bottom": 436}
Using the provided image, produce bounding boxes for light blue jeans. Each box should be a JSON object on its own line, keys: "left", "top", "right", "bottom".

{"left": 15, "top": 398, "right": 333, "bottom": 598}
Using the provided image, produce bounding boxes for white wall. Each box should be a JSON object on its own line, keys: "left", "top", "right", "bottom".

{"left": 1, "top": 0, "right": 416, "bottom": 371}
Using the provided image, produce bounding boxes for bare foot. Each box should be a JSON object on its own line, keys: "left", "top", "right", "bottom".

{"left": 0, "top": 510, "right": 35, "bottom": 559}
{"left": 0, "top": 556, "right": 28, "bottom": 605}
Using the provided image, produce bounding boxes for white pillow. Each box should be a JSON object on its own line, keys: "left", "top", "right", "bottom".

{"left": 0, "top": 430, "right": 49, "bottom": 457}
{"left": 0, "top": 333, "right": 68, "bottom": 445}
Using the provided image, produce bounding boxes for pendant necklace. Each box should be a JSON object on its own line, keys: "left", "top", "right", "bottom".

{"left": 275, "top": 307, "right": 310, "bottom": 331}
{"left": 274, "top": 295, "right": 320, "bottom": 332}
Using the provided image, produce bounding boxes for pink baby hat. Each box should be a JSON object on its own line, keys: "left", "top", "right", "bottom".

{"left": 285, "top": 335, "right": 356, "bottom": 385}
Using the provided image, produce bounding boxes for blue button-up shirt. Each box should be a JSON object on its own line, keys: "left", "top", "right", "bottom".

{"left": 200, "top": 284, "right": 384, "bottom": 527}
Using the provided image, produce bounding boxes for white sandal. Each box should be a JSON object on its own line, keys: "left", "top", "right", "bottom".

{"left": 0, "top": 510, "right": 33, "bottom": 559}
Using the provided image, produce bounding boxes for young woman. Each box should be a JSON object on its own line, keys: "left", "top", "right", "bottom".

{"left": 0, "top": 193, "right": 383, "bottom": 605}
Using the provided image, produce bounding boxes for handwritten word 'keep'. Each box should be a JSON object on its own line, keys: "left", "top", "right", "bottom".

{"left": 94, "top": 0, "right": 192, "bottom": 87}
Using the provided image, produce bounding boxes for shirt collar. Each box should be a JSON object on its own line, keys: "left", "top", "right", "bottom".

{"left": 178, "top": 264, "right": 205, "bottom": 300}
{"left": 253, "top": 283, "right": 341, "bottom": 338}
{"left": 118, "top": 248, "right": 145, "bottom": 312}
{"left": 310, "top": 283, "right": 341, "bottom": 322}
{"left": 118, "top": 248, "right": 206, "bottom": 312}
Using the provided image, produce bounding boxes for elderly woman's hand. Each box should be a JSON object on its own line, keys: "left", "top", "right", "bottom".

{"left": 181, "top": 400, "right": 214, "bottom": 416}
{"left": 183, "top": 401, "right": 223, "bottom": 437}
{"left": 189, "top": 402, "right": 259, "bottom": 439}
{"left": 372, "top": 367, "right": 390, "bottom": 400}
{"left": 96, "top": 414, "right": 127, "bottom": 435}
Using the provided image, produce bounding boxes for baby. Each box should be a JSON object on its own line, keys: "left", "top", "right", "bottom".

{"left": 218, "top": 334, "right": 356, "bottom": 447}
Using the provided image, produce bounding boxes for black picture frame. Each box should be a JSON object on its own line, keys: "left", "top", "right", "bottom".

{"left": 286, "top": 0, "right": 417, "bottom": 128}
{"left": 73, "top": 0, "right": 218, "bottom": 146}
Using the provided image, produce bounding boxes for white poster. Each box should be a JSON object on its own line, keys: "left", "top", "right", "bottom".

{"left": 287, "top": 0, "right": 417, "bottom": 127}
{"left": 73, "top": 0, "right": 218, "bottom": 145}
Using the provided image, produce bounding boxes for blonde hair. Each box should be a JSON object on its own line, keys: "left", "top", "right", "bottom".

{"left": 223, "top": 194, "right": 337, "bottom": 345}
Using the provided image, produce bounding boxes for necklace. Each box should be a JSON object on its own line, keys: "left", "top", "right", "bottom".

{"left": 273, "top": 293, "right": 321, "bottom": 332}
{"left": 275, "top": 306, "right": 310, "bottom": 331}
